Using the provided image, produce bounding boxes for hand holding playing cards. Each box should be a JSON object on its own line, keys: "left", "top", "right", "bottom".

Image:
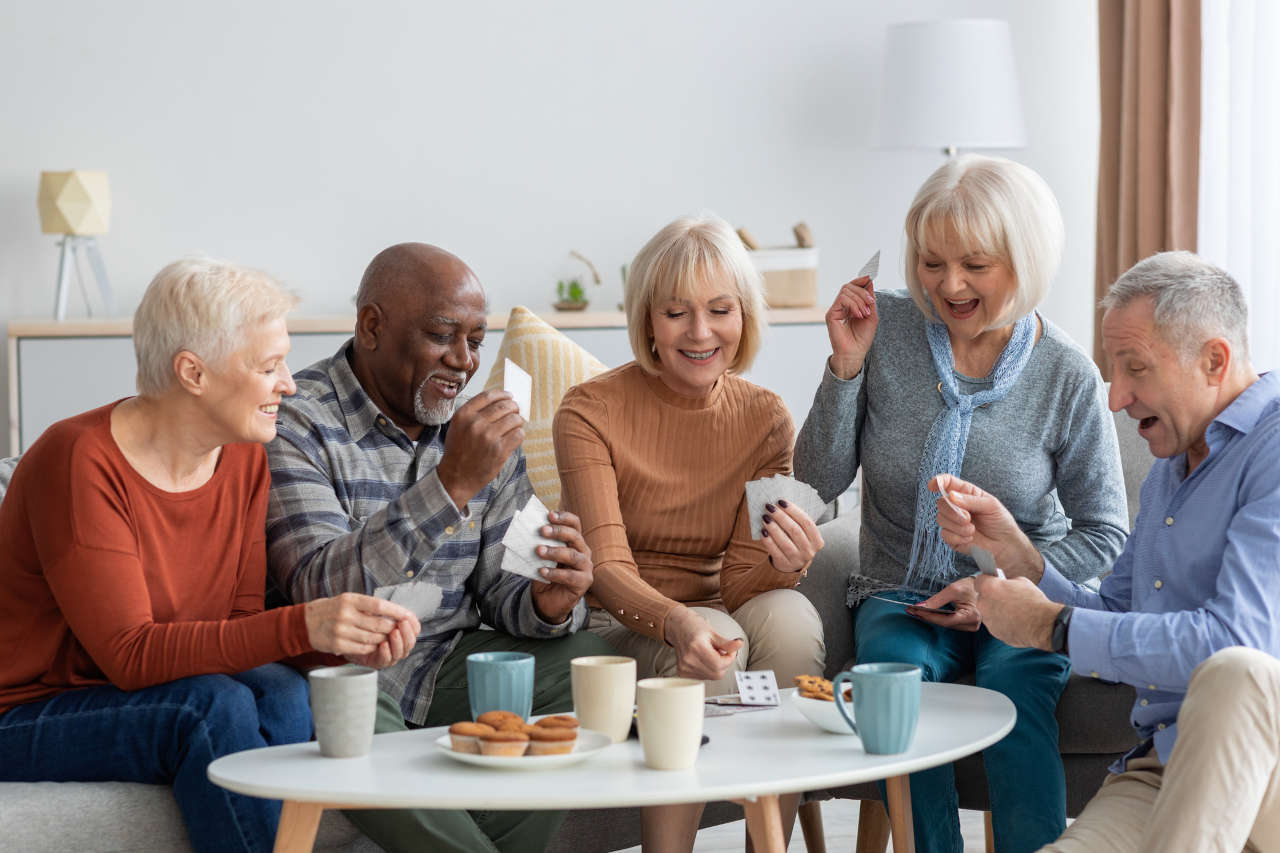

{"left": 825, "top": 251, "right": 881, "bottom": 380}
{"left": 664, "top": 607, "right": 744, "bottom": 682}
{"left": 437, "top": 389, "right": 525, "bottom": 510}
{"left": 761, "top": 501, "right": 824, "bottom": 572}
{"left": 906, "top": 577, "right": 982, "bottom": 632}
{"left": 930, "top": 474, "right": 1045, "bottom": 582}
{"left": 528, "top": 510, "right": 594, "bottom": 624}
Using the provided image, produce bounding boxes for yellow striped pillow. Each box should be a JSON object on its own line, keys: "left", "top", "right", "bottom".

{"left": 483, "top": 306, "right": 608, "bottom": 510}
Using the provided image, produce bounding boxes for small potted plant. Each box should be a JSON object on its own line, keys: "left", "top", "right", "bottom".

{"left": 553, "top": 250, "right": 601, "bottom": 311}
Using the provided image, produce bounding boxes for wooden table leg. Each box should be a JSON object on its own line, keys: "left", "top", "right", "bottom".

{"left": 884, "top": 775, "right": 916, "bottom": 853}
{"left": 798, "top": 800, "right": 828, "bottom": 853}
{"left": 273, "top": 801, "right": 324, "bottom": 853}
{"left": 736, "top": 795, "right": 786, "bottom": 853}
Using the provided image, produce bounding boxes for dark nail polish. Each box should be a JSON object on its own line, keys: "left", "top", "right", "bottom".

{"left": 762, "top": 528, "right": 770, "bottom": 538}
{"left": 765, "top": 502, "right": 777, "bottom": 513}
{"left": 762, "top": 514, "right": 774, "bottom": 524}
{"left": 778, "top": 499, "right": 790, "bottom": 509}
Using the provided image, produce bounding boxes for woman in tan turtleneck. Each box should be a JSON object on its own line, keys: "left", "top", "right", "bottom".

{"left": 553, "top": 213, "right": 826, "bottom": 851}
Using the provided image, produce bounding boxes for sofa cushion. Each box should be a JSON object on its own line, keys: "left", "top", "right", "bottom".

{"left": 483, "top": 306, "right": 607, "bottom": 510}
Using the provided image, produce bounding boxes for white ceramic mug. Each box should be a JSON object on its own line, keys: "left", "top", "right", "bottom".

{"left": 308, "top": 664, "right": 378, "bottom": 758}
{"left": 571, "top": 655, "right": 636, "bottom": 743}
{"left": 636, "top": 677, "right": 705, "bottom": 770}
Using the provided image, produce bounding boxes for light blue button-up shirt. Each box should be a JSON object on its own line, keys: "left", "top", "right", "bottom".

{"left": 1039, "top": 371, "right": 1280, "bottom": 767}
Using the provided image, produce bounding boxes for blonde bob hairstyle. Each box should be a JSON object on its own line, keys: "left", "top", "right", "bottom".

{"left": 904, "top": 154, "right": 1064, "bottom": 326}
{"left": 133, "top": 256, "right": 299, "bottom": 396}
{"left": 624, "top": 214, "right": 766, "bottom": 375}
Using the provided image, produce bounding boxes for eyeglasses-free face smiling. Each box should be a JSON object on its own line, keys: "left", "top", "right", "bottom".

{"left": 648, "top": 278, "right": 743, "bottom": 398}
{"left": 917, "top": 229, "right": 1020, "bottom": 350}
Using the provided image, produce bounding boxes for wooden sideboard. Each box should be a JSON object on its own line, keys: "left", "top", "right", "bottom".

{"left": 7, "top": 309, "right": 829, "bottom": 455}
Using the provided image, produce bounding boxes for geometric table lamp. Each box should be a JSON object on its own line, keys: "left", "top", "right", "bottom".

{"left": 877, "top": 19, "right": 1026, "bottom": 158}
{"left": 37, "top": 170, "right": 115, "bottom": 320}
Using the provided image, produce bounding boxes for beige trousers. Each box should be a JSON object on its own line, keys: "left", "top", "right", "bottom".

{"left": 588, "top": 588, "right": 826, "bottom": 697}
{"left": 1043, "top": 647, "right": 1280, "bottom": 853}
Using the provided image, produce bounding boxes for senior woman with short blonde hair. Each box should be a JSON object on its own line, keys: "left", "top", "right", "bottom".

{"left": 0, "top": 257, "right": 418, "bottom": 853}
{"left": 795, "top": 156, "right": 1129, "bottom": 853}
{"left": 555, "top": 214, "right": 826, "bottom": 850}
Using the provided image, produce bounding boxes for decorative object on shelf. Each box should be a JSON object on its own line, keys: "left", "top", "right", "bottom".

{"left": 738, "top": 222, "right": 820, "bottom": 308}
{"left": 553, "top": 250, "right": 601, "bottom": 311}
{"left": 877, "top": 19, "right": 1026, "bottom": 159}
{"left": 37, "top": 170, "right": 116, "bottom": 321}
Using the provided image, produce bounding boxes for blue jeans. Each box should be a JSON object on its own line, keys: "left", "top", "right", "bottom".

{"left": 0, "top": 663, "right": 311, "bottom": 853}
{"left": 854, "top": 595, "right": 1071, "bottom": 853}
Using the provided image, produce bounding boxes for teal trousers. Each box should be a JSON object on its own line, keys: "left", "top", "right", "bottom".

{"left": 344, "top": 627, "right": 615, "bottom": 853}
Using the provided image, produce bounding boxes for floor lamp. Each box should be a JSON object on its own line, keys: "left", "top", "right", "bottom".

{"left": 37, "top": 170, "right": 115, "bottom": 321}
{"left": 877, "top": 19, "right": 1027, "bottom": 158}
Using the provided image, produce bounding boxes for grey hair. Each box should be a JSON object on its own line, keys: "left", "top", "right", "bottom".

{"left": 134, "top": 256, "right": 299, "bottom": 395}
{"left": 1102, "top": 251, "right": 1250, "bottom": 363}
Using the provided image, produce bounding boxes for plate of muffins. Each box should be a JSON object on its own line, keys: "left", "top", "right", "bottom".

{"left": 437, "top": 710, "right": 612, "bottom": 769}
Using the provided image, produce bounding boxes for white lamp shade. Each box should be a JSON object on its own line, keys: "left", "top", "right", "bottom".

{"left": 877, "top": 19, "right": 1027, "bottom": 151}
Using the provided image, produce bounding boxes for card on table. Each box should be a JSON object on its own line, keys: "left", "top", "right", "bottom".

{"left": 503, "top": 358, "right": 532, "bottom": 421}
{"left": 499, "top": 494, "right": 558, "bottom": 581}
{"left": 744, "top": 474, "right": 826, "bottom": 540}
{"left": 734, "top": 670, "right": 781, "bottom": 706}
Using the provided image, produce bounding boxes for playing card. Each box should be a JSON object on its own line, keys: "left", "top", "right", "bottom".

{"left": 744, "top": 474, "right": 827, "bottom": 540}
{"left": 503, "top": 358, "right": 532, "bottom": 421}
{"left": 499, "top": 494, "right": 558, "bottom": 580}
{"left": 734, "top": 670, "right": 780, "bottom": 706}
{"left": 857, "top": 250, "right": 880, "bottom": 281}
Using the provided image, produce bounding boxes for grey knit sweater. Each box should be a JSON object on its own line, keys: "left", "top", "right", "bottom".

{"left": 795, "top": 291, "right": 1128, "bottom": 603}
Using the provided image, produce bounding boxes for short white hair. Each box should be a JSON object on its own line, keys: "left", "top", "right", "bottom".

{"left": 624, "top": 214, "right": 766, "bottom": 375}
{"left": 133, "top": 256, "right": 298, "bottom": 395}
{"left": 1102, "top": 251, "right": 1250, "bottom": 363}
{"left": 904, "top": 154, "right": 1064, "bottom": 325}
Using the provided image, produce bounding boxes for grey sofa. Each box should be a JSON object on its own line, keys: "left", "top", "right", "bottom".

{"left": 0, "top": 407, "right": 1151, "bottom": 852}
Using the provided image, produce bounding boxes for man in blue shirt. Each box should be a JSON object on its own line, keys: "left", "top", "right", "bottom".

{"left": 922, "top": 251, "right": 1280, "bottom": 851}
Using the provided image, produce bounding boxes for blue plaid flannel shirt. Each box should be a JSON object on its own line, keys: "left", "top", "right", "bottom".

{"left": 266, "top": 341, "right": 586, "bottom": 724}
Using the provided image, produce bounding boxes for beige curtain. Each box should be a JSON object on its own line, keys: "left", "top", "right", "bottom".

{"left": 1094, "top": 0, "right": 1201, "bottom": 373}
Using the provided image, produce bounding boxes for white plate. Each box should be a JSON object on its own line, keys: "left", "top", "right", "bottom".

{"left": 790, "top": 690, "right": 856, "bottom": 735}
{"left": 434, "top": 729, "right": 612, "bottom": 770}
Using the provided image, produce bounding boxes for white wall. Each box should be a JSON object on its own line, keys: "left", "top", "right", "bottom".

{"left": 0, "top": 0, "right": 1099, "bottom": 447}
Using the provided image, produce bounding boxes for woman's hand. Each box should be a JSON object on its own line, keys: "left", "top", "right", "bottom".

{"left": 662, "top": 607, "right": 743, "bottom": 682}
{"left": 906, "top": 577, "right": 982, "bottom": 632}
{"left": 824, "top": 275, "right": 878, "bottom": 379}
{"left": 761, "top": 500, "right": 824, "bottom": 572}
{"left": 304, "top": 593, "right": 421, "bottom": 667}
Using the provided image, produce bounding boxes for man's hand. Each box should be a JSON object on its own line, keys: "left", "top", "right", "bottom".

{"left": 528, "top": 510, "right": 594, "bottom": 624}
{"left": 662, "top": 606, "right": 744, "bottom": 682}
{"left": 304, "top": 593, "right": 421, "bottom": 661}
{"left": 436, "top": 390, "right": 525, "bottom": 510}
{"left": 972, "top": 574, "right": 1061, "bottom": 651}
{"left": 931, "top": 474, "right": 1046, "bottom": 582}
{"left": 907, "top": 577, "right": 982, "bottom": 631}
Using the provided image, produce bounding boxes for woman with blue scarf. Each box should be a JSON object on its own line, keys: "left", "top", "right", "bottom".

{"left": 794, "top": 155, "right": 1128, "bottom": 853}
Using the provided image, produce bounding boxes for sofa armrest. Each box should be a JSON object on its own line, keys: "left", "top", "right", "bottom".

{"left": 800, "top": 514, "right": 859, "bottom": 679}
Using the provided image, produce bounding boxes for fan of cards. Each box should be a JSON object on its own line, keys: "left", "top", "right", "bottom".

{"left": 499, "top": 494, "right": 560, "bottom": 581}
{"left": 744, "top": 475, "right": 826, "bottom": 540}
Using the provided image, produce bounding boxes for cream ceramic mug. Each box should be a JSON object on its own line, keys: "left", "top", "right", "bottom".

{"left": 571, "top": 655, "right": 636, "bottom": 743}
{"left": 636, "top": 677, "right": 705, "bottom": 770}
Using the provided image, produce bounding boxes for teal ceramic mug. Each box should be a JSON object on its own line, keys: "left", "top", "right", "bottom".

{"left": 832, "top": 662, "right": 922, "bottom": 754}
{"left": 466, "top": 652, "right": 535, "bottom": 720}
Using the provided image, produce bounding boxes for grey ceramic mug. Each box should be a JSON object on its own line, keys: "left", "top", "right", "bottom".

{"left": 832, "top": 662, "right": 922, "bottom": 754}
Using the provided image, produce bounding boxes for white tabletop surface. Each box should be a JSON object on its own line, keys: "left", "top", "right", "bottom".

{"left": 208, "top": 683, "right": 1015, "bottom": 810}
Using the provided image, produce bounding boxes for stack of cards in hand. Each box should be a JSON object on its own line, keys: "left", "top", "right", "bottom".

{"left": 500, "top": 494, "right": 559, "bottom": 580}
{"left": 743, "top": 475, "right": 826, "bottom": 540}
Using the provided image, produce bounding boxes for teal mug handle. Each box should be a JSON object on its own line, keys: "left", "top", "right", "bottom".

{"left": 832, "top": 672, "right": 859, "bottom": 737}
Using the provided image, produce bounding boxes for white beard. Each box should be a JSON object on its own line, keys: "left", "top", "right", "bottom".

{"left": 414, "top": 376, "right": 460, "bottom": 425}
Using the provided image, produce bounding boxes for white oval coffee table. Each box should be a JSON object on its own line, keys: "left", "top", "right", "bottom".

{"left": 210, "top": 683, "right": 1015, "bottom": 853}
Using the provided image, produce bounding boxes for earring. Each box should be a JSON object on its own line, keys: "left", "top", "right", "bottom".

{"left": 650, "top": 339, "right": 657, "bottom": 355}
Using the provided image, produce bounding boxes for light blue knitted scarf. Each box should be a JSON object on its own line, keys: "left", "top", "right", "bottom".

{"left": 904, "top": 314, "right": 1037, "bottom": 592}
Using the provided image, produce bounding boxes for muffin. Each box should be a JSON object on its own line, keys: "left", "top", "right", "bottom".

{"left": 495, "top": 718, "right": 534, "bottom": 734}
{"left": 478, "top": 730, "right": 530, "bottom": 757}
{"left": 527, "top": 725, "right": 578, "bottom": 756}
{"left": 448, "top": 721, "right": 495, "bottom": 754}
{"left": 533, "top": 715, "right": 580, "bottom": 731}
{"left": 477, "top": 710, "right": 525, "bottom": 729}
